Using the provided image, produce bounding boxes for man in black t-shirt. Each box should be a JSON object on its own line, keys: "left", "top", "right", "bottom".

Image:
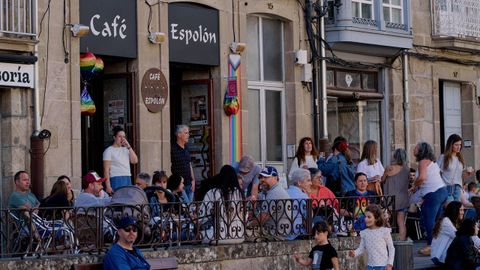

{"left": 294, "top": 221, "right": 339, "bottom": 270}
{"left": 171, "top": 125, "right": 195, "bottom": 202}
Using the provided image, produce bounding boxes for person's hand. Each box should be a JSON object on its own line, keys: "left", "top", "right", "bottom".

{"left": 121, "top": 138, "right": 131, "bottom": 149}
{"left": 191, "top": 180, "right": 196, "bottom": 192}
{"left": 385, "top": 264, "right": 393, "bottom": 270}
{"left": 293, "top": 253, "right": 301, "bottom": 262}
{"left": 301, "top": 165, "right": 308, "bottom": 169}
{"left": 372, "top": 175, "right": 381, "bottom": 182}
{"left": 247, "top": 195, "right": 257, "bottom": 201}
{"left": 348, "top": 250, "right": 355, "bottom": 258}
{"left": 319, "top": 152, "right": 325, "bottom": 158}
{"left": 106, "top": 185, "right": 113, "bottom": 195}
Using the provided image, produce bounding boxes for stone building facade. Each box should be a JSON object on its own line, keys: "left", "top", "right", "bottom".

{"left": 1, "top": 0, "right": 479, "bottom": 205}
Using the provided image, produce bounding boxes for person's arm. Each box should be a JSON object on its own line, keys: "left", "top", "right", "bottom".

{"left": 190, "top": 163, "right": 196, "bottom": 192}
{"left": 293, "top": 253, "right": 312, "bottom": 267}
{"left": 413, "top": 159, "right": 429, "bottom": 188}
{"left": 332, "top": 257, "right": 340, "bottom": 270}
{"left": 349, "top": 231, "right": 366, "bottom": 257}
{"left": 460, "top": 190, "right": 473, "bottom": 207}
{"left": 385, "top": 228, "right": 395, "bottom": 267}
{"left": 103, "top": 160, "right": 113, "bottom": 194}
{"left": 381, "top": 165, "right": 392, "bottom": 182}
{"left": 317, "top": 155, "right": 337, "bottom": 176}
{"left": 442, "top": 218, "right": 457, "bottom": 239}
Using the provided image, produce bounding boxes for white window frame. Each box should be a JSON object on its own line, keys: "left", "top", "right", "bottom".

{"left": 352, "top": 0, "right": 374, "bottom": 19}
{"left": 382, "top": 0, "right": 403, "bottom": 24}
{"left": 247, "top": 15, "right": 286, "bottom": 171}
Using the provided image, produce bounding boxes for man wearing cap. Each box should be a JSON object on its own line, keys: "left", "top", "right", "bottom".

{"left": 257, "top": 166, "right": 291, "bottom": 240}
{"left": 103, "top": 216, "right": 150, "bottom": 270}
{"left": 233, "top": 155, "right": 262, "bottom": 199}
{"left": 74, "top": 171, "right": 111, "bottom": 209}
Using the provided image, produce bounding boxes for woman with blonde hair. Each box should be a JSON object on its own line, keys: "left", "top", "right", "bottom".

{"left": 357, "top": 140, "right": 384, "bottom": 195}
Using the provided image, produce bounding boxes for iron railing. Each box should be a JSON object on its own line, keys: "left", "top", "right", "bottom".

{"left": 0, "top": 195, "right": 395, "bottom": 258}
{"left": 432, "top": 0, "right": 480, "bottom": 39}
{"left": 0, "top": 0, "right": 36, "bottom": 37}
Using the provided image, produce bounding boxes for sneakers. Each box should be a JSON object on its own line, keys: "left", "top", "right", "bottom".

{"left": 418, "top": 245, "right": 431, "bottom": 256}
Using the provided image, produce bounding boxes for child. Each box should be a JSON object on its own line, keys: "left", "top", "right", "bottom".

{"left": 293, "top": 221, "right": 339, "bottom": 270}
{"left": 348, "top": 204, "right": 395, "bottom": 270}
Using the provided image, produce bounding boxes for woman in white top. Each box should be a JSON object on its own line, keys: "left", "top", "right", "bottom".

{"left": 431, "top": 201, "right": 464, "bottom": 265}
{"left": 437, "top": 134, "right": 473, "bottom": 202}
{"left": 410, "top": 142, "right": 448, "bottom": 256}
{"left": 199, "top": 165, "right": 245, "bottom": 244}
{"left": 103, "top": 126, "right": 138, "bottom": 194}
{"left": 357, "top": 140, "right": 384, "bottom": 195}
{"left": 289, "top": 137, "right": 319, "bottom": 179}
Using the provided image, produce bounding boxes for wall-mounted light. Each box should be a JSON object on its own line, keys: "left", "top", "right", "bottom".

{"left": 230, "top": 42, "right": 246, "bottom": 54}
{"left": 38, "top": 129, "right": 52, "bottom": 140}
{"left": 149, "top": 32, "right": 166, "bottom": 44}
{"left": 68, "top": 24, "right": 90, "bottom": 37}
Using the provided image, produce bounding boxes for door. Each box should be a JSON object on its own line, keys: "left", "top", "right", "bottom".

{"left": 441, "top": 81, "right": 462, "bottom": 148}
{"left": 81, "top": 73, "right": 137, "bottom": 177}
{"left": 170, "top": 79, "right": 214, "bottom": 182}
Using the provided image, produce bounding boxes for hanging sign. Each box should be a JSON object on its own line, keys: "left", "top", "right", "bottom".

{"left": 80, "top": 0, "right": 137, "bottom": 58}
{"left": 0, "top": 62, "right": 34, "bottom": 88}
{"left": 168, "top": 3, "right": 219, "bottom": 65}
{"left": 141, "top": 68, "right": 168, "bottom": 113}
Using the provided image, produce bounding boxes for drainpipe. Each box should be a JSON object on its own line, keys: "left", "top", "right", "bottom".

{"left": 31, "top": 0, "right": 45, "bottom": 198}
{"left": 319, "top": 0, "right": 328, "bottom": 141}
{"left": 402, "top": 50, "right": 410, "bottom": 162}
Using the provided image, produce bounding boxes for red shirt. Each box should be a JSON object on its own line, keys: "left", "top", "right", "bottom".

{"left": 310, "top": 186, "right": 339, "bottom": 210}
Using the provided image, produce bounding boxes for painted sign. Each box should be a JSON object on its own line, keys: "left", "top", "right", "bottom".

{"left": 141, "top": 68, "right": 168, "bottom": 113}
{"left": 168, "top": 3, "right": 219, "bottom": 65}
{"left": 80, "top": 0, "right": 137, "bottom": 58}
{"left": 0, "top": 62, "right": 34, "bottom": 88}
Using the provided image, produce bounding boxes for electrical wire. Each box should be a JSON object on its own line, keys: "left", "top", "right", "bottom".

{"left": 62, "top": 0, "right": 69, "bottom": 63}
{"left": 38, "top": 0, "right": 52, "bottom": 38}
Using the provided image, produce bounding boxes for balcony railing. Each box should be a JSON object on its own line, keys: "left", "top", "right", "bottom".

{"left": 0, "top": 196, "right": 395, "bottom": 258}
{"left": 0, "top": 0, "right": 36, "bottom": 37}
{"left": 432, "top": 0, "right": 480, "bottom": 39}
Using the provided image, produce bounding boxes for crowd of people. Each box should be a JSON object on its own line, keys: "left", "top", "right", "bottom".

{"left": 6, "top": 124, "right": 480, "bottom": 269}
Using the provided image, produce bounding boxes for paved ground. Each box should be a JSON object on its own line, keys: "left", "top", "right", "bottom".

{"left": 413, "top": 240, "right": 438, "bottom": 270}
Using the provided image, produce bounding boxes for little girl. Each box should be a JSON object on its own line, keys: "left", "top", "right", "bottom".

{"left": 348, "top": 204, "right": 395, "bottom": 270}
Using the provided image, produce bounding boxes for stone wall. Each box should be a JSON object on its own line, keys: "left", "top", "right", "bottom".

{"left": 0, "top": 237, "right": 366, "bottom": 270}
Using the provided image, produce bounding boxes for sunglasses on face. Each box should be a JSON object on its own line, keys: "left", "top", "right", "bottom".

{"left": 123, "top": 226, "right": 138, "bottom": 233}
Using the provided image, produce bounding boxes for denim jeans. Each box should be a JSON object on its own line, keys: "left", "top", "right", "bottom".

{"left": 446, "top": 184, "right": 462, "bottom": 202}
{"left": 182, "top": 184, "right": 194, "bottom": 203}
{"left": 367, "top": 266, "right": 386, "bottom": 270}
{"left": 110, "top": 176, "right": 132, "bottom": 191}
{"left": 421, "top": 186, "right": 448, "bottom": 244}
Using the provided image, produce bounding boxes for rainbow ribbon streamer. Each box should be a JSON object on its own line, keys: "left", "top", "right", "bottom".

{"left": 228, "top": 62, "right": 242, "bottom": 163}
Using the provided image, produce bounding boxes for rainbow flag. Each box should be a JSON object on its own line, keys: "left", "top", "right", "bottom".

{"left": 228, "top": 60, "right": 242, "bottom": 163}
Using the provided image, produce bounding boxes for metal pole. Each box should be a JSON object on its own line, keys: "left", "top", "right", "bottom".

{"left": 319, "top": 0, "right": 328, "bottom": 140}
{"left": 402, "top": 50, "right": 410, "bottom": 162}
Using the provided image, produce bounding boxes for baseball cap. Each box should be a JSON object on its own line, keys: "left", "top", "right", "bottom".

{"left": 117, "top": 216, "right": 138, "bottom": 230}
{"left": 259, "top": 166, "right": 278, "bottom": 178}
{"left": 83, "top": 171, "right": 106, "bottom": 183}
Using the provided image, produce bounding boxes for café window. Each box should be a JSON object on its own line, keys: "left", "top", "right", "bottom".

{"left": 327, "top": 69, "right": 378, "bottom": 92}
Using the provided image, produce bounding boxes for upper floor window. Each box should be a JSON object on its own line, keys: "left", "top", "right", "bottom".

{"left": 247, "top": 16, "right": 284, "bottom": 82}
{"left": 383, "top": 0, "right": 403, "bottom": 24}
{"left": 352, "top": 0, "right": 374, "bottom": 19}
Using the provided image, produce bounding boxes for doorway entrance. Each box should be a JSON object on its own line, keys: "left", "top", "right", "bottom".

{"left": 81, "top": 72, "right": 137, "bottom": 177}
{"left": 169, "top": 64, "right": 214, "bottom": 183}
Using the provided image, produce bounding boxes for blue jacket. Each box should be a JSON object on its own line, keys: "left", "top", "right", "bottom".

{"left": 317, "top": 153, "right": 355, "bottom": 193}
{"left": 103, "top": 243, "right": 150, "bottom": 270}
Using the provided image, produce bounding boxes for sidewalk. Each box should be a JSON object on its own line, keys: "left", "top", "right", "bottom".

{"left": 413, "top": 240, "right": 438, "bottom": 270}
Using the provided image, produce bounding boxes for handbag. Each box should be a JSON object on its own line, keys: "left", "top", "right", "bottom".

{"left": 367, "top": 182, "right": 383, "bottom": 196}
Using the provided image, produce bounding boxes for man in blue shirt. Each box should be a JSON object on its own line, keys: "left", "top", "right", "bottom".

{"left": 103, "top": 216, "right": 150, "bottom": 270}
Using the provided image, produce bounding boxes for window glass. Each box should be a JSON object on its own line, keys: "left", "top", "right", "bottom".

{"left": 362, "top": 73, "right": 376, "bottom": 90}
{"left": 247, "top": 89, "right": 261, "bottom": 161}
{"left": 265, "top": 90, "right": 282, "bottom": 161}
{"left": 326, "top": 70, "right": 335, "bottom": 87}
{"left": 383, "top": 7, "right": 391, "bottom": 22}
{"left": 391, "top": 8, "right": 402, "bottom": 23}
{"left": 361, "top": 3, "right": 373, "bottom": 19}
{"left": 262, "top": 18, "right": 283, "bottom": 81}
{"left": 247, "top": 17, "right": 260, "bottom": 81}
{"left": 336, "top": 71, "right": 361, "bottom": 89}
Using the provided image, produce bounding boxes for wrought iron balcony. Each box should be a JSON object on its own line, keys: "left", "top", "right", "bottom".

{"left": 325, "top": 0, "right": 412, "bottom": 56}
{"left": 431, "top": 0, "right": 480, "bottom": 51}
{"left": 0, "top": 0, "right": 36, "bottom": 38}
